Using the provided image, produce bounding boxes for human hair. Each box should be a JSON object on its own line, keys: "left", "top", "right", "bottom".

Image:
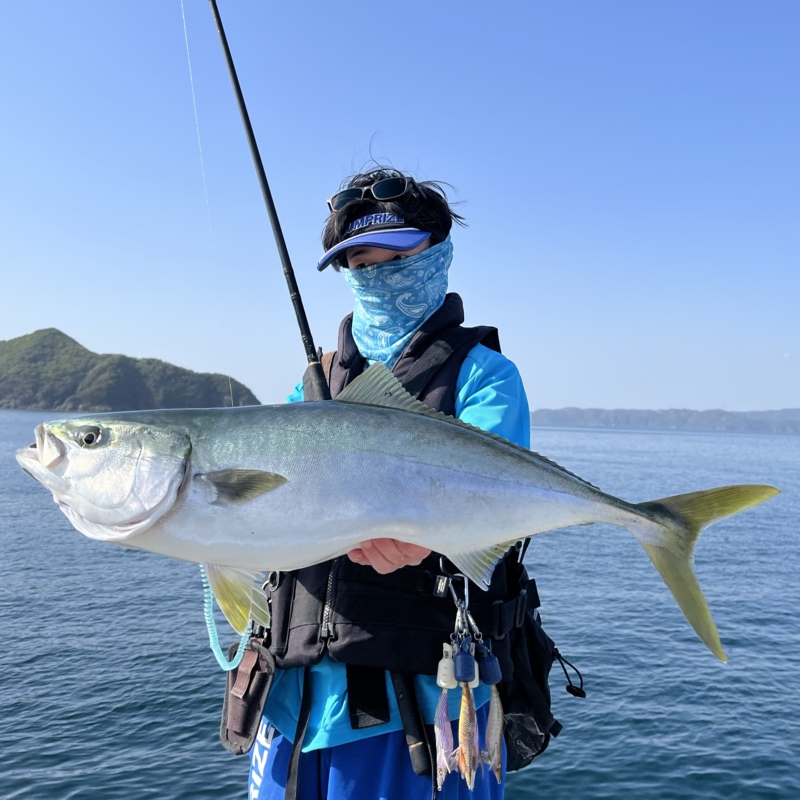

{"left": 321, "top": 166, "right": 466, "bottom": 270}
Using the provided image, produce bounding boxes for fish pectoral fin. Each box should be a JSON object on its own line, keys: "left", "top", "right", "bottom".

{"left": 199, "top": 469, "right": 287, "bottom": 505}
{"left": 448, "top": 540, "right": 521, "bottom": 590}
{"left": 203, "top": 564, "right": 270, "bottom": 633}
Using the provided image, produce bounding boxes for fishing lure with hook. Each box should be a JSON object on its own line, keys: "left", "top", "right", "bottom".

{"left": 457, "top": 578, "right": 505, "bottom": 783}
{"left": 434, "top": 688, "right": 457, "bottom": 791}
{"left": 443, "top": 575, "right": 488, "bottom": 788}
{"left": 456, "top": 679, "right": 481, "bottom": 790}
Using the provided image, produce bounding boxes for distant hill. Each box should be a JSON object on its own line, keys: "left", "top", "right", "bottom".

{"left": 0, "top": 329, "right": 260, "bottom": 411}
{"left": 531, "top": 407, "right": 800, "bottom": 434}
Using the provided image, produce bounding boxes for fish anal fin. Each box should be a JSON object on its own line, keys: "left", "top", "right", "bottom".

{"left": 203, "top": 564, "right": 270, "bottom": 634}
{"left": 199, "top": 469, "right": 287, "bottom": 505}
{"left": 449, "top": 540, "right": 521, "bottom": 590}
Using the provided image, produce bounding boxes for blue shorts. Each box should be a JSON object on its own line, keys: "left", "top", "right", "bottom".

{"left": 248, "top": 706, "right": 506, "bottom": 800}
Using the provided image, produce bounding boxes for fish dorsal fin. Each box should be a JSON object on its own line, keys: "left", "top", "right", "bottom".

{"left": 336, "top": 362, "right": 448, "bottom": 418}
{"left": 203, "top": 564, "right": 270, "bottom": 633}
{"left": 336, "top": 363, "right": 600, "bottom": 490}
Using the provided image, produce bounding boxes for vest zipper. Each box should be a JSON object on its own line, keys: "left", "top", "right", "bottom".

{"left": 320, "top": 558, "right": 338, "bottom": 640}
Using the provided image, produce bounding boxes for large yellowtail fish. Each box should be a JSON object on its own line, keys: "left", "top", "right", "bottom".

{"left": 16, "top": 364, "right": 779, "bottom": 658}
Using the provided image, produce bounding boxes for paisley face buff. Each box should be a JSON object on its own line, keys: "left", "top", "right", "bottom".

{"left": 344, "top": 237, "right": 453, "bottom": 366}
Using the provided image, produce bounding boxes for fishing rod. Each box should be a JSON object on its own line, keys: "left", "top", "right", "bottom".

{"left": 207, "top": 0, "right": 330, "bottom": 401}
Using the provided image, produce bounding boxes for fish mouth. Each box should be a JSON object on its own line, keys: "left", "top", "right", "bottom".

{"left": 15, "top": 426, "right": 66, "bottom": 481}
{"left": 30, "top": 425, "right": 66, "bottom": 469}
{"left": 41, "top": 426, "right": 66, "bottom": 468}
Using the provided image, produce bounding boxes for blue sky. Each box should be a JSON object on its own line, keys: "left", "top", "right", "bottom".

{"left": 1, "top": 1, "right": 797, "bottom": 410}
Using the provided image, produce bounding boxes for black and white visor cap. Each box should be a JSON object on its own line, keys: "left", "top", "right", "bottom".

{"left": 317, "top": 213, "right": 431, "bottom": 271}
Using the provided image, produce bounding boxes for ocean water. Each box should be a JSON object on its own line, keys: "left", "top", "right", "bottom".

{"left": 0, "top": 410, "right": 797, "bottom": 799}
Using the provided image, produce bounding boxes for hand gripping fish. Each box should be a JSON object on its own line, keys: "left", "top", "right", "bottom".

{"left": 16, "top": 363, "right": 779, "bottom": 659}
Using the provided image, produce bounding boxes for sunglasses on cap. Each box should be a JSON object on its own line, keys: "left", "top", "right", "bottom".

{"left": 327, "top": 177, "right": 411, "bottom": 212}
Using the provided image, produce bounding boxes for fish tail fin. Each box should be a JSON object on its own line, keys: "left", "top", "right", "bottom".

{"left": 632, "top": 484, "right": 779, "bottom": 662}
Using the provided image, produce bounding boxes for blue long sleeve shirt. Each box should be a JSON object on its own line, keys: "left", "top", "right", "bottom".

{"left": 263, "top": 343, "right": 530, "bottom": 750}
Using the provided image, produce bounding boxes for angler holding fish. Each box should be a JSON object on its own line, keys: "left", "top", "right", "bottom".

{"left": 239, "top": 167, "right": 535, "bottom": 800}
{"left": 17, "top": 167, "right": 778, "bottom": 800}
{"left": 18, "top": 167, "right": 541, "bottom": 798}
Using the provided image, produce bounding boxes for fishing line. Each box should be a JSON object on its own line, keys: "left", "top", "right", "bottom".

{"left": 180, "top": 0, "right": 218, "bottom": 270}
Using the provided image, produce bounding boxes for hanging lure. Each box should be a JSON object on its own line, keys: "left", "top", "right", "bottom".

{"left": 447, "top": 572, "right": 508, "bottom": 787}
{"left": 473, "top": 636, "right": 504, "bottom": 784}
{"left": 445, "top": 575, "right": 484, "bottom": 789}
{"left": 456, "top": 680, "right": 481, "bottom": 790}
{"left": 434, "top": 688, "right": 457, "bottom": 791}
{"left": 482, "top": 684, "right": 504, "bottom": 784}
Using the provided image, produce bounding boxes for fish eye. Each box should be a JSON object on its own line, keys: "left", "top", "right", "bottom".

{"left": 77, "top": 426, "right": 102, "bottom": 447}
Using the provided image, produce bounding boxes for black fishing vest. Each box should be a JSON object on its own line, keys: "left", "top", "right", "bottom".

{"left": 265, "top": 293, "right": 533, "bottom": 679}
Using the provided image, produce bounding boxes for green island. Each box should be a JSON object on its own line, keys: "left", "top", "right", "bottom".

{"left": 0, "top": 329, "right": 260, "bottom": 411}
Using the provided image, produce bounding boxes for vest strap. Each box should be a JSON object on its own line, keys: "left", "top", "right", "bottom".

{"left": 284, "top": 667, "right": 312, "bottom": 800}
{"left": 399, "top": 325, "right": 498, "bottom": 399}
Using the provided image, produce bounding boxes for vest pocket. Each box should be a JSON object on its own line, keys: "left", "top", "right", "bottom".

{"left": 266, "top": 571, "right": 295, "bottom": 658}
{"left": 267, "top": 564, "right": 332, "bottom": 667}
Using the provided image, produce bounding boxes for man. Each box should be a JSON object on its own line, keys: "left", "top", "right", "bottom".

{"left": 248, "top": 168, "right": 532, "bottom": 799}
